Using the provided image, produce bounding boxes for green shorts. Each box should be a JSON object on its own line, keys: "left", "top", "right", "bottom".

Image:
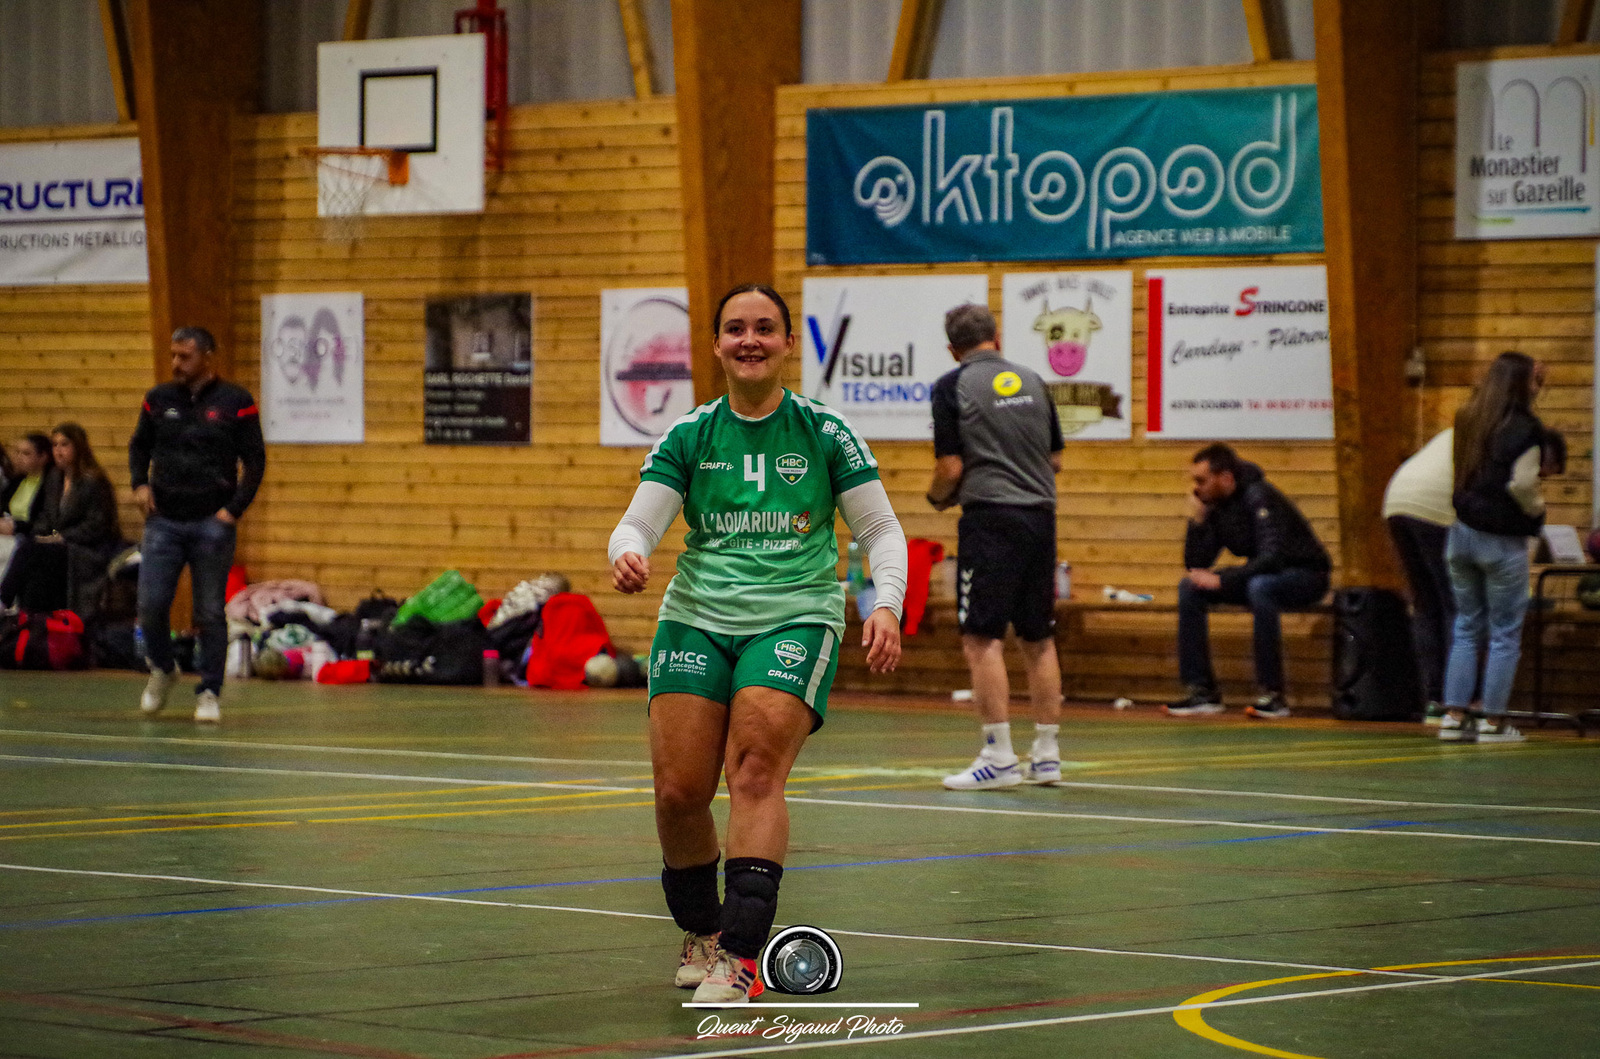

{"left": 647, "top": 620, "right": 841, "bottom": 731}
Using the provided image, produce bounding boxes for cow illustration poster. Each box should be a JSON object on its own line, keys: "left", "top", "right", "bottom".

{"left": 260, "top": 292, "right": 364, "bottom": 443}
{"left": 1001, "top": 271, "right": 1133, "bottom": 441}
{"left": 1456, "top": 55, "right": 1600, "bottom": 239}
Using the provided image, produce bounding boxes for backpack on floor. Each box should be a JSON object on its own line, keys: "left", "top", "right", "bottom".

{"left": 0, "top": 609, "right": 85, "bottom": 670}
{"left": 1331, "top": 588, "right": 1423, "bottom": 721}
{"left": 374, "top": 616, "right": 488, "bottom": 685}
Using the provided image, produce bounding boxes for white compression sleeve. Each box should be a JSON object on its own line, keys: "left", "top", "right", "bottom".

{"left": 608, "top": 480, "right": 684, "bottom": 564}
{"left": 839, "top": 479, "right": 908, "bottom": 619}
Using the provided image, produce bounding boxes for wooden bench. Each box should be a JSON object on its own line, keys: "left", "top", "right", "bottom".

{"left": 837, "top": 594, "right": 1336, "bottom": 708}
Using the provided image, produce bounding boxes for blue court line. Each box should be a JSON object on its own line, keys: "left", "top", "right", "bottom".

{"left": 0, "top": 821, "right": 1418, "bottom": 932}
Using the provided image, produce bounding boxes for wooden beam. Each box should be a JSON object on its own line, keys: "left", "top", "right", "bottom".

{"left": 1242, "top": 0, "right": 1289, "bottom": 62}
{"left": 343, "top": 0, "right": 374, "bottom": 42}
{"left": 1314, "top": 0, "right": 1417, "bottom": 591}
{"left": 98, "top": 0, "right": 135, "bottom": 122}
{"left": 618, "top": 0, "right": 656, "bottom": 99}
{"left": 127, "top": 0, "right": 261, "bottom": 385}
{"left": 1558, "top": 0, "right": 1597, "bottom": 44}
{"left": 887, "top": 0, "right": 943, "bottom": 81}
{"left": 672, "top": 0, "right": 803, "bottom": 404}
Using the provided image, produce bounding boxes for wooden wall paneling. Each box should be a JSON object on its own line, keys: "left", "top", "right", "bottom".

{"left": 127, "top": 0, "right": 261, "bottom": 382}
{"left": 343, "top": 0, "right": 374, "bottom": 41}
{"left": 1558, "top": 0, "right": 1597, "bottom": 45}
{"left": 1241, "top": 0, "right": 1287, "bottom": 63}
{"left": 671, "top": 0, "right": 802, "bottom": 405}
{"left": 1313, "top": 0, "right": 1416, "bottom": 591}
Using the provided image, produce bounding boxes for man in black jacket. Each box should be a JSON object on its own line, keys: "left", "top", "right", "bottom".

{"left": 129, "top": 327, "right": 266, "bottom": 723}
{"left": 1165, "top": 443, "right": 1330, "bottom": 720}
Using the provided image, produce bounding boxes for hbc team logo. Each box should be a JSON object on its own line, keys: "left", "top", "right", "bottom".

{"left": 774, "top": 640, "right": 808, "bottom": 668}
{"left": 776, "top": 453, "right": 809, "bottom": 485}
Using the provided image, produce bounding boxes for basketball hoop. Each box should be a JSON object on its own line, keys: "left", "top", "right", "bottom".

{"left": 298, "top": 146, "right": 409, "bottom": 242}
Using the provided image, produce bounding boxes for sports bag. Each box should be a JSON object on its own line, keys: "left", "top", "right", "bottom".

{"left": 0, "top": 609, "right": 85, "bottom": 670}
{"left": 375, "top": 616, "right": 488, "bottom": 685}
{"left": 1331, "top": 588, "right": 1423, "bottom": 721}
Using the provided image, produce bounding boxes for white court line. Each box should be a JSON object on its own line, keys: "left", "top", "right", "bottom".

{"left": 0, "top": 754, "right": 640, "bottom": 793}
{"left": 0, "top": 728, "right": 651, "bottom": 768}
{"left": 784, "top": 796, "right": 1600, "bottom": 848}
{"left": 1054, "top": 780, "right": 1600, "bottom": 816}
{"left": 0, "top": 862, "right": 1457, "bottom": 980}
{"left": 3, "top": 753, "right": 1595, "bottom": 849}
{"left": 5, "top": 727, "right": 1597, "bottom": 817}
{"left": 639, "top": 958, "right": 1600, "bottom": 1059}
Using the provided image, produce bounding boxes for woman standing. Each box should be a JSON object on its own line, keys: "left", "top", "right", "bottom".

{"left": 1439, "top": 353, "right": 1550, "bottom": 743}
{"left": 609, "top": 284, "right": 907, "bottom": 1004}
{"left": 0, "top": 423, "right": 121, "bottom": 616}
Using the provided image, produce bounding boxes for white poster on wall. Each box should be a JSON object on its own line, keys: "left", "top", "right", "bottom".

{"left": 1456, "top": 55, "right": 1600, "bottom": 240}
{"left": 260, "top": 293, "right": 365, "bottom": 443}
{"left": 0, "top": 139, "right": 147, "bottom": 286}
{"left": 801, "top": 274, "right": 988, "bottom": 440}
{"left": 1145, "top": 266, "right": 1333, "bottom": 440}
{"left": 600, "top": 287, "right": 693, "bottom": 446}
{"left": 1001, "top": 271, "right": 1133, "bottom": 440}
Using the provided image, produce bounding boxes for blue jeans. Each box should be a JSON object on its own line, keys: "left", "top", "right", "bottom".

{"left": 1178, "top": 567, "right": 1329, "bottom": 694}
{"left": 1442, "top": 522, "right": 1529, "bottom": 717}
{"left": 138, "top": 514, "right": 236, "bottom": 696}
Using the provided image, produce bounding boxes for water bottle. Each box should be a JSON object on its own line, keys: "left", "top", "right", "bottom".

{"left": 846, "top": 540, "right": 865, "bottom": 592}
{"left": 482, "top": 649, "right": 500, "bottom": 687}
{"left": 1054, "top": 561, "right": 1072, "bottom": 599}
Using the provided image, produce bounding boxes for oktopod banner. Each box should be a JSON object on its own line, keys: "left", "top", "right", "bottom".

{"left": 0, "top": 139, "right": 147, "bottom": 286}
{"left": 261, "top": 293, "right": 365, "bottom": 443}
{"left": 1146, "top": 266, "right": 1332, "bottom": 440}
{"left": 807, "top": 87, "right": 1321, "bottom": 265}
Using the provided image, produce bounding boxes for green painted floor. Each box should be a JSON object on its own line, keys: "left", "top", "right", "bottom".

{"left": 0, "top": 672, "right": 1597, "bottom": 1059}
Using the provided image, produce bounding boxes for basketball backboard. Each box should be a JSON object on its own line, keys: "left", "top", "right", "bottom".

{"left": 316, "top": 34, "right": 485, "bottom": 215}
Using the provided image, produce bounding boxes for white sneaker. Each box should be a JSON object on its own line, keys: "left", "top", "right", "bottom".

{"left": 1437, "top": 712, "right": 1473, "bottom": 742}
{"left": 675, "top": 931, "right": 719, "bottom": 988}
{"left": 1422, "top": 701, "right": 1445, "bottom": 726}
{"left": 1023, "top": 757, "right": 1062, "bottom": 785}
{"left": 1475, "top": 718, "right": 1525, "bottom": 744}
{"left": 943, "top": 752, "right": 1022, "bottom": 790}
{"left": 194, "top": 690, "right": 221, "bottom": 724}
{"left": 140, "top": 666, "right": 178, "bottom": 715}
{"left": 691, "top": 946, "right": 764, "bottom": 1005}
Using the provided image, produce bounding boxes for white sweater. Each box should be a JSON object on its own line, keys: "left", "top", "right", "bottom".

{"left": 1382, "top": 429, "right": 1455, "bottom": 526}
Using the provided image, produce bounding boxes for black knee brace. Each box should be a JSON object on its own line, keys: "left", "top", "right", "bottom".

{"left": 661, "top": 857, "right": 720, "bottom": 936}
{"left": 719, "top": 857, "right": 784, "bottom": 959}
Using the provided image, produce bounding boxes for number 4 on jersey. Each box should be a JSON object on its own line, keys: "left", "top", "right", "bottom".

{"left": 744, "top": 453, "right": 766, "bottom": 492}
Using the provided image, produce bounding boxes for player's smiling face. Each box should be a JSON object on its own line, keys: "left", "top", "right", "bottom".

{"left": 715, "top": 291, "right": 793, "bottom": 388}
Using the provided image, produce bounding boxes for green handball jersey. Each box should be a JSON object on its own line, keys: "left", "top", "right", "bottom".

{"left": 640, "top": 390, "right": 880, "bottom": 638}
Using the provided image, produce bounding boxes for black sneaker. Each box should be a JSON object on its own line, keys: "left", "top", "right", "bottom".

{"left": 1163, "top": 689, "right": 1225, "bottom": 717}
{"left": 1245, "top": 692, "right": 1291, "bottom": 720}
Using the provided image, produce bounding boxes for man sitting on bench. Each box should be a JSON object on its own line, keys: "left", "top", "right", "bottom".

{"left": 1165, "top": 443, "right": 1331, "bottom": 720}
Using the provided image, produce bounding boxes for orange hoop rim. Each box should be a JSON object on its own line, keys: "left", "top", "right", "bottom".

{"left": 297, "top": 145, "right": 409, "bottom": 186}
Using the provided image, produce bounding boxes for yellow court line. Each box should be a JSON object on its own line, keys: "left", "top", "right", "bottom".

{"left": 0, "top": 787, "right": 654, "bottom": 832}
{"left": 0, "top": 821, "right": 297, "bottom": 843}
{"left": 306, "top": 799, "right": 659, "bottom": 823}
{"left": 1174, "top": 956, "right": 1600, "bottom": 1058}
{"left": 108, "top": 784, "right": 524, "bottom": 810}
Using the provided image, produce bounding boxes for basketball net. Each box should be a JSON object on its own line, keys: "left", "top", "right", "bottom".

{"left": 300, "top": 147, "right": 409, "bottom": 242}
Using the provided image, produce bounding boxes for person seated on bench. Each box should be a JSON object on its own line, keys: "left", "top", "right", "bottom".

{"left": 1165, "top": 443, "right": 1330, "bottom": 720}
{"left": 0, "top": 423, "right": 121, "bottom": 617}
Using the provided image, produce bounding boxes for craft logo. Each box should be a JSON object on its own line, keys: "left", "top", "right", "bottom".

{"left": 992, "top": 371, "right": 1022, "bottom": 397}
{"left": 776, "top": 453, "right": 808, "bottom": 485}
{"left": 851, "top": 97, "right": 1300, "bottom": 248}
{"left": 774, "top": 640, "right": 808, "bottom": 668}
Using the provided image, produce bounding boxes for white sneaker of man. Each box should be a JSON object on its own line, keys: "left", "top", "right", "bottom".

{"left": 194, "top": 690, "right": 221, "bottom": 724}
{"left": 943, "top": 751, "right": 1022, "bottom": 790}
{"left": 140, "top": 666, "right": 178, "bottom": 716}
{"left": 1022, "top": 757, "right": 1062, "bottom": 785}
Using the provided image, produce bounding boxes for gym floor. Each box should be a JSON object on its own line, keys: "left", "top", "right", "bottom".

{"left": 0, "top": 672, "right": 1596, "bottom": 1059}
